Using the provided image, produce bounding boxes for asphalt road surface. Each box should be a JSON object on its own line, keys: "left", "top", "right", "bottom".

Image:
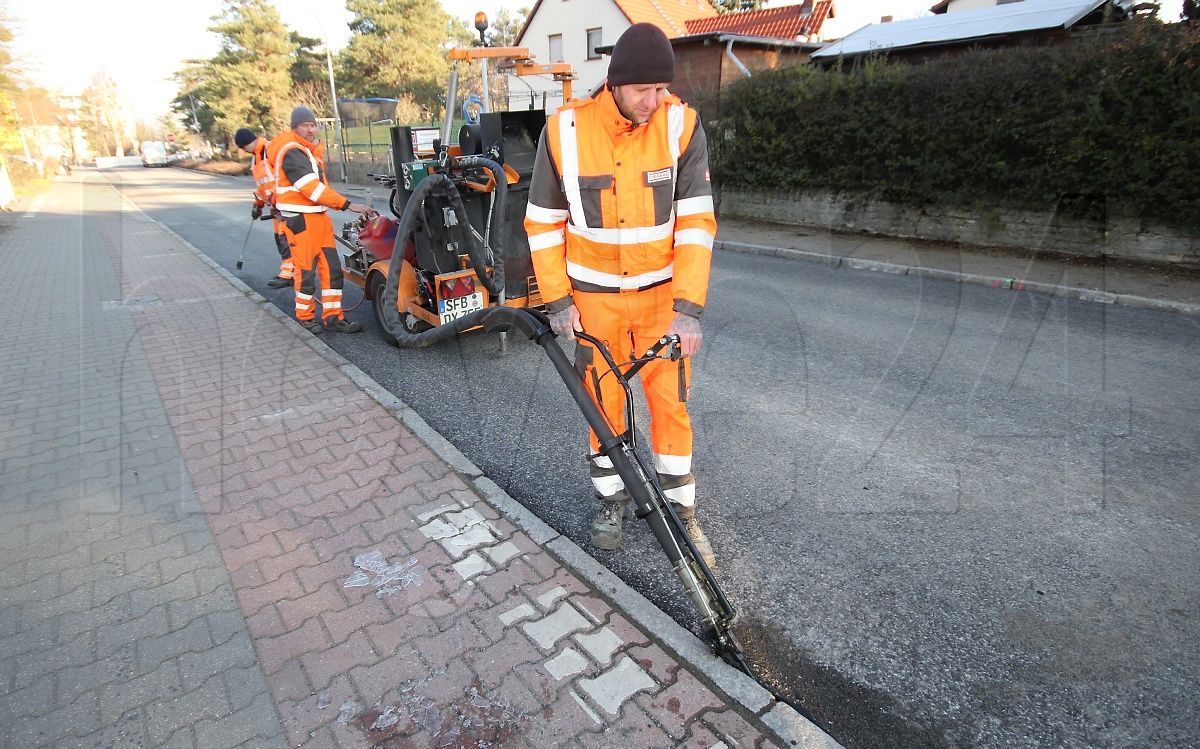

{"left": 99, "top": 165, "right": 1200, "bottom": 749}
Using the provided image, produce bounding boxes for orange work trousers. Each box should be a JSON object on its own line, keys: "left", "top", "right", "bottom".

{"left": 282, "top": 212, "right": 345, "bottom": 322}
{"left": 272, "top": 216, "right": 294, "bottom": 280}
{"left": 574, "top": 283, "right": 696, "bottom": 515}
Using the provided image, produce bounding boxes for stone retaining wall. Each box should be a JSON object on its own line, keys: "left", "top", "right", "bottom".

{"left": 719, "top": 188, "right": 1200, "bottom": 268}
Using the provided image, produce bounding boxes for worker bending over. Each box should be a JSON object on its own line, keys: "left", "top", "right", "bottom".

{"left": 267, "top": 107, "right": 373, "bottom": 334}
{"left": 524, "top": 23, "right": 719, "bottom": 567}
{"left": 234, "top": 128, "right": 292, "bottom": 288}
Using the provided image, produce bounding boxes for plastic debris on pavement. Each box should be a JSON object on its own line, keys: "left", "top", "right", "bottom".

{"left": 371, "top": 705, "right": 400, "bottom": 730}
{"left": 337, "top": 700, "right": 357, "bottom": 724}
{"left": 352, "top": 671, "right": 529, "bottom": 746}
{"left": 344, "top": 549, "right": 427, "bottom": 597}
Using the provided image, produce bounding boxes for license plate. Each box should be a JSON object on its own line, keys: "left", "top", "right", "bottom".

{"left": 438, "top": 291, "right": 484, "bottom": 324}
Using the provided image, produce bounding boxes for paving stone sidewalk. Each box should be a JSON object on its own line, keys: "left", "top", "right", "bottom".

{"left": 0, "top": 176, "right": 832, "bottom": 748}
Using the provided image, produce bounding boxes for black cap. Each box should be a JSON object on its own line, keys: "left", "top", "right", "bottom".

{"left": 607, "top": 23, "right": 675, "bottom": 87}
{"left": 234, "top": 128, "right": 257, "bottom": 149}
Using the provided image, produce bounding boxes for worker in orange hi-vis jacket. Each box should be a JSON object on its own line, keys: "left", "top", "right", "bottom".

{"left": 235, "top": 128, "right": 293, "bottom": 288}
{"left": 524, "top": 23, "right": 718, "bottom": 568}
{"left": 267, "top": 107, "right": 373, "bottom": 334}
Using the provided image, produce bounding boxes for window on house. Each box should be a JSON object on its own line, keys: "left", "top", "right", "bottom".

{"left": 586, "top": 28, "right": 603, "bottom": 60}
{"left": 549, "top": 34, "right": 563, "bottom": 63}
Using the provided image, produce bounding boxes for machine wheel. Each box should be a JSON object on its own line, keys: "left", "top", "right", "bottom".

{"left": 369, "top": 272, "right": 399, "bottom": 347}
{"left": 369, "top": 271, "right": 430, "bottom": 346}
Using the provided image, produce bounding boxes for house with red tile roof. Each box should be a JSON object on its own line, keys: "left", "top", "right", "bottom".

{"left": 508, "top": 0, "right": 719, "bottom": 110}
{"left": 684, "top": 1, "right": 837, "bottom": 42}
{"left": 504, "top": 1, "right": 834, "bottom": 115}
{"left": 669, "top": 2, "right": 836, "bottom": 114}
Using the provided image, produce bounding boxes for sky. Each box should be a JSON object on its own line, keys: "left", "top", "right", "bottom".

{"left": 5, "top": 0, "right": 1185, "bottom": 122}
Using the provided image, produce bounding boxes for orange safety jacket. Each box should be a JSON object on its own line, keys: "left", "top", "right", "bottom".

{"left": 267, "top": 129, "right": 351, "bottom": 215}
{"left": 250, "top": 138, "right": 275, "bottom": 210}
{"left": 524, "top": 87, "right": 717, "bottom": 318}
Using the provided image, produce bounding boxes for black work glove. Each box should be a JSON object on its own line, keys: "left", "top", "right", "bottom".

{"left": 251, "top": 205, "right": 263, "bottom": 220}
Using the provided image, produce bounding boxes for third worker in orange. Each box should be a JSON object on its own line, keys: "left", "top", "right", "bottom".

{"left": 234, "top": 127, "right": 293, "bottom": 288}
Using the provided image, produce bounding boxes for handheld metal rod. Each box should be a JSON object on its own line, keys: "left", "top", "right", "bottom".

{"left": 235, "top": 216, "right": 255, "bottom": 270}
{"left": 482, "top": 308, "right": 745, "bottom": 666}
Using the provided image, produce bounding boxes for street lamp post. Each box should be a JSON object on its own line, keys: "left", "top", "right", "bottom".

{"left": 293, "top": 4, "right": 348, "bottom": 183}
{"left": 322, "top": 39, "right": 348, "bottom": 183}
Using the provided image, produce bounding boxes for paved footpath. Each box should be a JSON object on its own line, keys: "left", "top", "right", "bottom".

{"left": 0, "top": 174, "right": 835, "bottom": 748}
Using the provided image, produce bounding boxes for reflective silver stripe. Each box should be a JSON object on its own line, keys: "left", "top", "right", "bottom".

{"left": 294, "top": 173, "right": 318, "bottom": 188}
{"left": 673, "top": 228, "right": 714, "bottom": 250}
{"left": 661, "top": 483, "right": 696, "bottom": 507}
{"left": 591, "top": 474, "right": 626, "bottom": 497}
{"left": 567, "top": 221, "right": 674, "bottom": 245}
{"left": 309, "top": 182, "right": 326, "bottom": 201}
{"left": 296, "top": 292, "right": 314, "bottom": 301}
{"left": 528, "top": 229, "right": 565, "bottom": 251}
{"left": 567, "top": 260, "right": 672, "bottom": 290}
{"left": 653, "top": 453, "right": 691, "bottom": 475}
{"left": 279, "top": 205, "right": 325, "bottom": 214}
{"left": 322, "top": 300, "right": 342, "bottom": 310}
{"left": 323, "top": 288, "right": 343, "bottom": 297}
{"left": 273, "top": 141, "right": 322, "bottom": 197}
{"left": 591, "top": 455, "right": 614, "bottom": 469}
{"left": 558, "top": 110, "right": 588, "bottom": 228}
{"left": 667, "top": 103, "right": 685, "bottom": 166}
{"left": 675, "top": 195, "right": 713, "bottom": 216}
{"left": 526, "top": 202, "right": 569, "bottom": 224}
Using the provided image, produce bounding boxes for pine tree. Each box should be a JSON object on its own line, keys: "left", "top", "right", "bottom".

{"left": 289, "top": 31, "right": 327, "bottom": 89}
{"left": 205, "top": 0, "right": 297, "bottom": 145}
{"left": 338, "top": 0, "right": 454, "bottom": 113}
{"left": 486, "top": 7, "right": 529, "bottom": 47}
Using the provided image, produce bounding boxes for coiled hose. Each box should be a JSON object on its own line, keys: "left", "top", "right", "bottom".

{"left": 454, "top": 156, "right": 507, "bottom": 297}
{"left": 379, "top": 166, "right": 506, "bottom": 347}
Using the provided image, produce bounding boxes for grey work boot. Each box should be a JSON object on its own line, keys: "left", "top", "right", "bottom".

{"left": 590, "top": 500, "right": 627, "bottom": 551}
{"left": 299, "top": 318, "right": 323, "bottom": 334}
{"left": 682, "top": 516, "right": 717, "bottom": 570}
{"left": 324, "top": 317, "right": 363, "bottom": 333}
{"left": 267, "top": 276, "right": 292, "bottom": 288}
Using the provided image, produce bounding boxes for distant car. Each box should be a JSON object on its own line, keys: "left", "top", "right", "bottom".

{"left": 140, "top": 141, "right": 169, "bottom": 167}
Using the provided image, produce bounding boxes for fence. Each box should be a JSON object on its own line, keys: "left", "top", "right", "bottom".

{"left": 320, "top": 116, "right": 471, "bottom": 185}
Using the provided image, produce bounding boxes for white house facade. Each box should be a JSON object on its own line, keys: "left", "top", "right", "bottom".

{"left": 506, "top": 1, "right": 631, "bottom": 112}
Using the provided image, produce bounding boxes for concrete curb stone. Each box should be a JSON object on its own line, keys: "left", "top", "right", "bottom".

{"left": 717, "top": 238, "right": 1200, "bottom": 316}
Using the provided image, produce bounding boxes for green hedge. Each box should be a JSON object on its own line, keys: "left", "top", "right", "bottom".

{"left": 713, "top": 22, "right": 1200, "bottom": 225}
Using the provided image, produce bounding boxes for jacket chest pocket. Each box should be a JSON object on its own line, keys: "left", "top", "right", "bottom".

{"left": 573, "top": 175, "right": 613, "bottom": 229}
{"left": 643, "top": 166, "right": 675, "bottom": 226}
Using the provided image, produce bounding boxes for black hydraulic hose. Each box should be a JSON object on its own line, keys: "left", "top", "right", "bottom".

{"left": 454, "top": 156, "right": 507, "bottom": 296}
{"left": 379, "top": 175, "right": 498, "bottom": 347}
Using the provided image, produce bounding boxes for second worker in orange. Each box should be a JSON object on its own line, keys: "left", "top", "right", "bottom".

{"left": 268, "top": 106, "right": 373, "bottom": 334}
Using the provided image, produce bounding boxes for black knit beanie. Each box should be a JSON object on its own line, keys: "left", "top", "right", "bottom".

{"left": 607, "top": 23, "right": 674, "bottom": 87}
{"left": 234, "top": 128, "right": 257, "bottom": 149}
